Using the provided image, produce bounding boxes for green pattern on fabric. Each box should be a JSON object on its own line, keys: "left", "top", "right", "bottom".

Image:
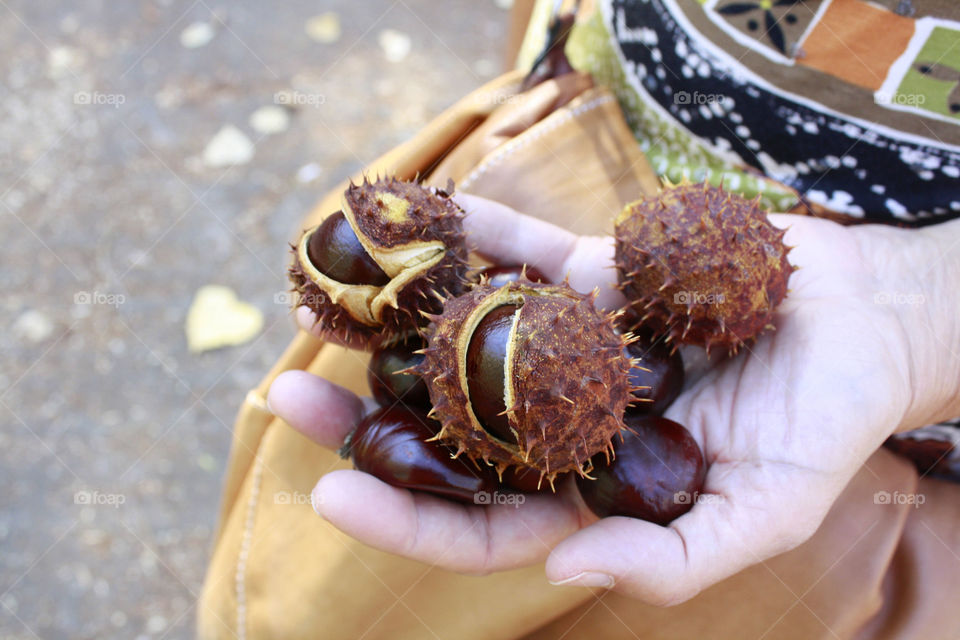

{"left": 897, "top": 26, "right": 960, "bottom": 121}
{"left": 517, "top": 0, "right": 799, "bottom": 212}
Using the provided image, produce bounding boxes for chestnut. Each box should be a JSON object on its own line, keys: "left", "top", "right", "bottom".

{"left": 625, "top": 334, "right": 684, "bottom": 416}
{"left": 289, "top": 177, "right": 469, "bottom": 347}
{"left": 577, "top": 415, "right": 705, "bottom": 525}
{"left": 614, "top": 181, "right": 794, "bottom": 355}
{"left": 466, "top": 304, "right": 519, "bottom": 444}
{"left": 419, "top": 280, "right": 633, "bottom": 480}
{"left": 479, "top": 264, "right": 549, "bottom": 288}
{"left": 307, "top": 211, "right": 390, "bottom": 286}
{"left": 500, "top": 466, "right": 565, "bottom": 493}
{"left": 346, "top": 406, "right": 499, "bottom": 503}
{"left": 368, "top": 337, "right": 431, "bottom": 410}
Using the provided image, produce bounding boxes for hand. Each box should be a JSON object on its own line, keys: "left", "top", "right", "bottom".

{"left": 268, "top": 194, "right": 958, "bottom": 605}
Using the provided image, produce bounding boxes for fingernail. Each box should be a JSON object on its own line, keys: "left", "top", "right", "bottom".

{"left": 549, "top": 572, "right": 615, "bottom": 589}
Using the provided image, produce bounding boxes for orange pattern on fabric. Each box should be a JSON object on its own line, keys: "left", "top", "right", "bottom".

{"left": 799, "top": 0, "right": 915, "bottom": 91}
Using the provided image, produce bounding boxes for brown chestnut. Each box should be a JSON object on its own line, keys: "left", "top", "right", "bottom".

{"left": 307, "top": 211, "right": 390, "bottom": 286}
{"left": 290, "top": 178, "right": 470, "bottom": 347}
{"left": 368, "top": 338, "right": 431, "bottom": 410}
{"left": 500, "top": 466, "right": 566, "bottom": 493}
{"left": 420, "top": 280, "right": 633, "bottom": 479}
{"left": 577, "top": 415, "right": 705, "bottom": 525}
{"left": 480, "top": 265, "right": 549, "bottom": 288}
{"left": 346, "top": 406, "right": 499, "bottom": 503}
{"left": 465, "top": 304, "right": 519, "bottom": 444}
{"left": 625, "top": 335, "right": 684, "bottom": 416}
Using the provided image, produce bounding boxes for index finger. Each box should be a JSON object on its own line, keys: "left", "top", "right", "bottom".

{"left": 312, "top": 468, "right": 590, "bottom": 575}
{"left": 456, "top": 193, "right": 623, "bottom": 308}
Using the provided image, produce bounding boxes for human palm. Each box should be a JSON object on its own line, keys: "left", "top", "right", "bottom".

{"left": 269, "top": 194, "right": 924, "bottom": 604}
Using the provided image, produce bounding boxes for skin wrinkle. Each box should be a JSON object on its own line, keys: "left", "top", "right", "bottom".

{"left": 403, "top": 491, "right": 425, "bottom": 562}
{"left": 476, "top": 507, "right": 496, "bottom": 577}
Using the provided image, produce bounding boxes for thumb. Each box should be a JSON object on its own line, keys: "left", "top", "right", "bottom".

{"left": 545, "top": 479, "right": 823, "bottom": 606}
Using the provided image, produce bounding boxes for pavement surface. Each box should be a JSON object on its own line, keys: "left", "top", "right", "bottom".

{"left": 0, "top": 1, "right": 507, "bottom": 637}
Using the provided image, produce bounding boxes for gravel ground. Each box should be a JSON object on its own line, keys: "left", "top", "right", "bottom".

{"left": 0, "top": 1, "right": 505, "bottom": 637}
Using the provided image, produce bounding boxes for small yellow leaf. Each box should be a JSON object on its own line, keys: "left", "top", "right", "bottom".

{"left": 379, "top": 29, "right": 411, "bottom": 62}
{"left": 186, "top": 285, "right": 264, "bottom": 353}
{"left": 305, "top": 13, "right": 341, "bottom": 44}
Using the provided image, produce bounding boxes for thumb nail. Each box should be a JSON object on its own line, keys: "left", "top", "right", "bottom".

{"left": 549, "top": 571, "right": 615, "bottom": 589}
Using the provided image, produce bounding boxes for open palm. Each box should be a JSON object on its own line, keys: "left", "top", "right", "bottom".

{"left": 269, "top": 193, "right": 926, "bottom": 604}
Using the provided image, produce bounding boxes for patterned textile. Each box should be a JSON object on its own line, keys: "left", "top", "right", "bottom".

{"left": 519, "top": 0, "right": 960, "bottom": 224}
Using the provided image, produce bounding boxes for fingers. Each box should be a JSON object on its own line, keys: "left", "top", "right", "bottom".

{"left": 456, "top": 193, "right": 623, "bottom": 308}
{"left": 456, "top": 193, "right": 580, "bottom": 280}
{"left": 312, "top": 469, "right": 587, "bottom": 574}
{"left": 545, "top": 501, "right": 727, "bottom": 604}
{"left": 267, "top": 370, "right": 367, "bottom": 449}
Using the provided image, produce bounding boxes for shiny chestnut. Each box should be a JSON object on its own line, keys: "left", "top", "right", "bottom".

{"left": 625, "top": 335, "right": 684, "bottom": 416}
{"left": 500, "top": 466, "right": 566, "bottom": 493}
{"left": 466, "top": 304, "right": 519, "bottom": 444}
{"left": 289, "top": 177, "right": 469, "bottom": 347}
{"left": 307, "top": 211, "right": 390, "bottom": 286}
{"left": 368, "top": 338, "right": 431, "bottom": 410}
{"left": 346, "top": 406, "right": 498, "bottom": 503}
{"left": 577, "top": 415, "right": 705, "bottom": 525}
{"left": 419, "top": 280, "right": 633, "bottom": 480}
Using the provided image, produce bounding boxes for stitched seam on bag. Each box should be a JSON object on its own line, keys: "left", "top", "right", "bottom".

{"left": 459, "top": 94, "right": 616, "bottom": 192}
{"left": 235, "top": 453, "right": 264, "bottom": 640}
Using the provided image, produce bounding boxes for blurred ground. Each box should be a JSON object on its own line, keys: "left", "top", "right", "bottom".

{"left": 0, "top": 1, "right": 506, "bottom": 637}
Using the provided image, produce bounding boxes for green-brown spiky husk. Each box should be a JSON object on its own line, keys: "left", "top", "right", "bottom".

{"left": 345, "top": 176, "right": 465, "bottom": 252}
{"left": 615, "top": 181, "right": 795, "bottom": 355}
{"left": 287, "top": 177, "right": 469, "bottom": 347}
{"left": 417, "top": 279, "right": 635, "bottom": 482}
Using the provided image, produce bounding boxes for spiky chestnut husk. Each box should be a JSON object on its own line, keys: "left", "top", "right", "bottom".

{"left": 472, "top": 264, "right": 550, "bottom": 288}
{"left": 614, "top": 180, "right": 795, "bottom": 355}
{"left": 417, "top": 279, "right": 636, "bottom": 484}
{"left": 288, "top": 177, "right": 469, "bottom": 347}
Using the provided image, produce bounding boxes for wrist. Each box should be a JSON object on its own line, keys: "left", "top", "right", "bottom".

{"left": 913, "top": 218, "right": 960, "bottom": 425}
{"left": 867, "top": 219, "right": 960, "bottom": 430}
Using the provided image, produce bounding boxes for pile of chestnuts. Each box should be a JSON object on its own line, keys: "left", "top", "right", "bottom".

{"left": 287, "top": 177, "right": 792, "bottom": 525}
